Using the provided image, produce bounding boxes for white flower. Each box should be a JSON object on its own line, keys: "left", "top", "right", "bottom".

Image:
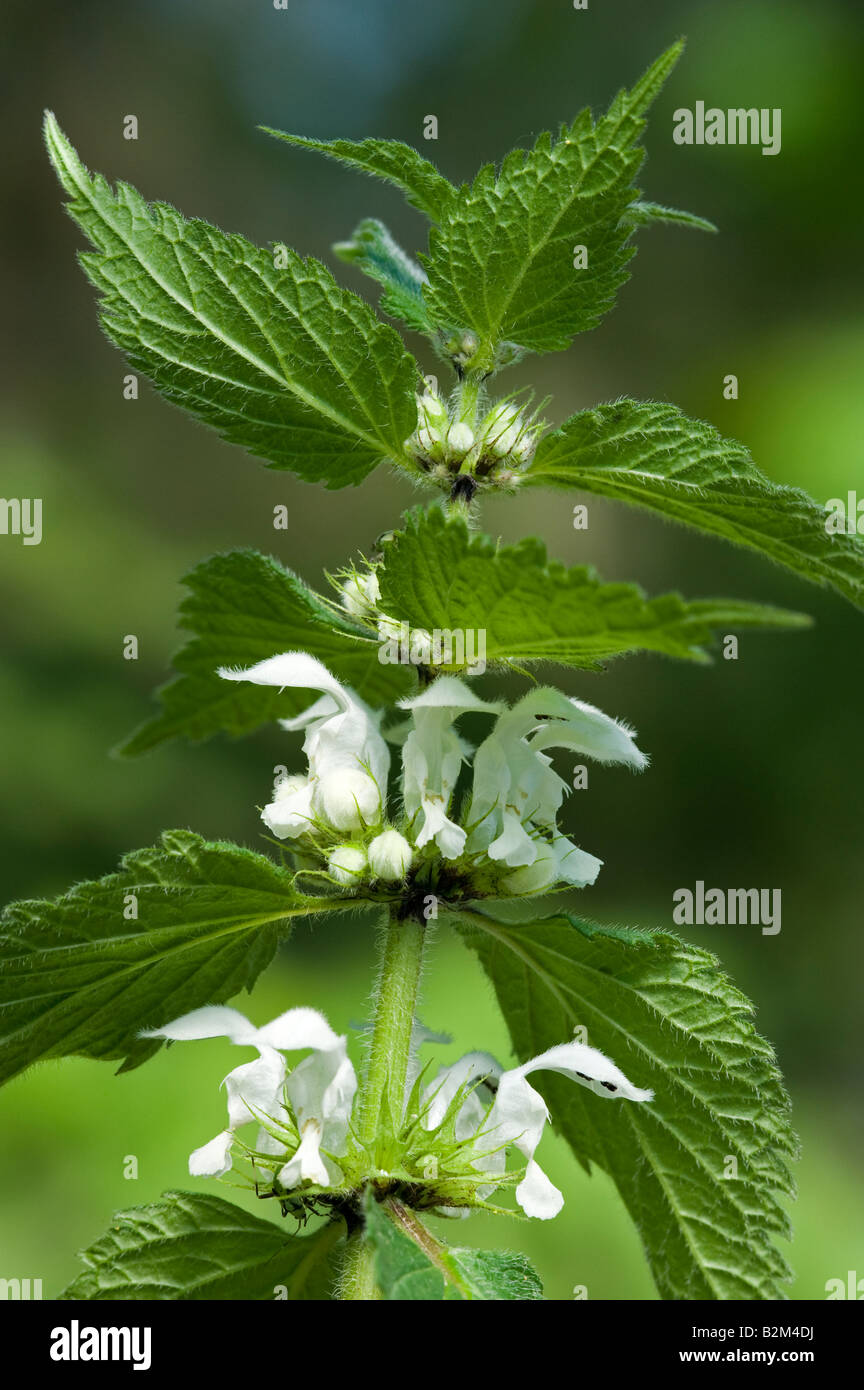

{"left": 219, "top": 653, "right": 390, "bottom": 834}
{"left": 424, "top": 1038, "right": 652, "bottom": 1220}
{"left": 141, "top": 1004, "right": 356, "bottom": 1189}
{"left": 501, "top": 834, "right": 602, "bottom": 894}
{"left": 328, "top": 843, "right": 367, "bottom": 886}
{"left": 368, "top": 828, "right": 413, "bottom": 881}
{"left": 399, "top": 677, "right": 501, "bottom": 859}
{"left": 466, "top": 688, "right": 646, "bottom": 880}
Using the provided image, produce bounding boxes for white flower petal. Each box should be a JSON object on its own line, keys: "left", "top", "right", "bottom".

{"left": 486, "top": 1072, "right": 549, "bottom": 1158}
{"left": 516, "top": 1040, "right": 653, "bottom": 1103}
{"left": 189, "top": 1129, "right": 234, "bottom": 1178}
{"left": 422, "top": 1051, "right": 502, "bottom": 1132}
{"left": 218, "top": 652, "right": 349, "bottom": 707}
{"left": 488, "top": 809, "right": 538, "bottom": 866}
{"left": 287, "top": 1042, "right": 357, "bottom": 1159}
{"left": 278, "top": 1120, "right": 330, "bottom": 1187}
{"left": 141, "top": 1005, "right": 258, "bottom": 1045}
{"left": 398, "top": 677, "right": 500, "bottom": 715}
{"left": 255, "top": 1007, "right": 341, "bottom": 1054}
{"left": 550, "top": 835, "right": 603, "bottom": 887}
{"left": 529, "top": 694, "right": 647, "bottom": 769}
{"left": 222, "top": 1048, "right": 286, "bottom": 1129}
{"left": 255, "top": 1125, "right": 288, "bottom": 1158}
{"left": 278, "top": 694, "right": 340, "bottom": 733}
{"left": 413, "top": 795, "right": 466, "bottom": 859}
{"left": 515, "top": 1159, "right": 563, "bottom": 1220}
{"left": 261, "top": 776, "right": 315, "bottom": 839}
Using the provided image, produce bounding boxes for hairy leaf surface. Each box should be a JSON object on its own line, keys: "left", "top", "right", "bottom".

{"left": 458, "top": 908, "right": 797, "bottom": 1300}
{"left": 45, "top": 114, "right": 419, "bottom": 487}
{"left": 377, "top": 507, "right": 809, "bottom": 671}
{"left": 0, "top": 830, "right": 354, "bottom": 1084}
{"left": 60, "top": 1191, "right": 340, "bottom": 1300}
{"left": 526, "top": 398, "right": 864, "bottom": 609}
{"left": 121, "top": 549, "right": 411, "bottom": 755}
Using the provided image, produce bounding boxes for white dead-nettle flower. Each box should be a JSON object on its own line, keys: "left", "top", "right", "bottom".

{"left": 466, "top": 688, "right": 647, "bottom": 889}
{"left": 399, "top": 677, "right": 501, "bottom": 859}
{"left": 142, "top": 1005, "right": 357, "bottom": 1189}
{"left": 368, "top": 827, "right": 413, "bottom": 881}
{"left": 328, "top": 843, "right": 368, "bottom": 886}
{"left": 423, "top": 1039, "right": 652, "bottom": 1219}
{"left": 219, "top": 653, "right": 389, "bottom": 834}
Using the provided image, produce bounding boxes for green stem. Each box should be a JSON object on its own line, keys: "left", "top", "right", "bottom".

{"left": 356, "top": 908, "right": 427, "bottom": 1156}
{"left": 339, "top": 1232, "right": 382, "bottom": 1301}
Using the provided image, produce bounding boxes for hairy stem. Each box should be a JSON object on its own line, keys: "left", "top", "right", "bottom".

{"left": 339, "top": 1232, "right": 382, "bottom": 1301}
{"left": 355, "top": 908, "right": 427, "bottom": 1155}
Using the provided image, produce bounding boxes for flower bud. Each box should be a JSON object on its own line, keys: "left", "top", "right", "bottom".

{"left": 411, "top": 391, "right": 448, "bottom": 460}
{"left": 447, "top": 422, "right": 475, "bottom": 457}
{"left": 314, "top": 768, "right": 382, "bottom": 831}
{"left": 327, "top": 843, "right": 368, "bottom": 886}
{"left": 417, "top": 389, "right": 448, "bottom": 428}
{"left": 368, "top": 828, "right": 413, "bottom": 881}
{"left": 340, "top": 570, "right": 380, "bottom": 618}
{"left": 482, "top": 401, "right": 523, "bottom": 457}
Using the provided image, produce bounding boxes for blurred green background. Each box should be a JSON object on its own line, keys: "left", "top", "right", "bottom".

{"left": 1, "top": 0, "right": 862, "bottom": 1300}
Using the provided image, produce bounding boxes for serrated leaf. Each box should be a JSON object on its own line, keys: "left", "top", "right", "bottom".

{"left": 0, "top": 830, "right": 354, "bottom": 1085}
{"left": 458, "top": 908, "right": 797, "bottom": 1300}
{"left": 263, "top": 129, "right": 456, "bottom": 220}
{"left": 60, "top": 1191, "right": 341, "bottom": 1300}
{"left": 377, "top": 506, "right": 810, "bottom": 672}
{"left": 421, "top": 42, "right": 684, "bottom": 360}
{"left": 334, "top": 218, "right": 433, "bottom": 333}
{"left": 362, "top": 1191, "right": 543, "bottom": 1300}
{"left": 121, "top": 549, "right": 412, "bottom": 756}
{"left": 627, "top": 199, "right": 717, "bottom": 233}
{"left": 526, "top": 398, "right": 864, "bottom": 610}
{"left": 44, "top": 112, "right": 420, "bottom": 488}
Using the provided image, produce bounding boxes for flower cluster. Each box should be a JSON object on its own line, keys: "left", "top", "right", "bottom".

{"left": 145, "top": 1004, "right": 652, "bottom": 1220}
{"left": 217, "top": 654, "right": 647, "bottom": 900}
{"left": 405, "top": 384, "right": 545, "bottom": 487}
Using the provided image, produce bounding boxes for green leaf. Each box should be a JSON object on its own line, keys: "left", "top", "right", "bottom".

{"left": 262, "top": 128, "right": 456, "bottom": 221}
{"left": 120, "top": 548, "right": 412, "bottom": 756}
{"left": 362, "top": 1191, "right": 543, "bottom": 1300}
{"left": 44, "top": 112, "right": 419, "bottom": 489}
{"left": 526, "top": 398, "right": 864, "bottom": 610}
{"left": 377, "top": 506, "right": 810, "bottom": 672}
{"left": 60, "top": 1191, "right": 341, "bottom": 1300}
{"left": 458, "top": 908, "right": 797, "bottom": 1300}
{"left": 0, "top": 830, "right": 353, "bottom": 1085}
{"left": 334, "top": 218, "right": 433, "bottom": 333}
{"left": 627, "top": 199, "right": 717, "bottom": 233}
{"left": 421, "top": 42, "right": 684, "bottom": 361}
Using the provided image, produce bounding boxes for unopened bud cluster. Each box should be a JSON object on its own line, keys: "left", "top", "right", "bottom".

{"left": 406, "top": 386, "right": 544, "bottom": 488}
